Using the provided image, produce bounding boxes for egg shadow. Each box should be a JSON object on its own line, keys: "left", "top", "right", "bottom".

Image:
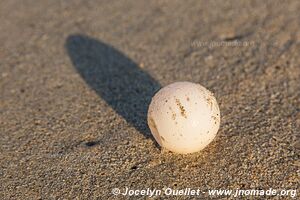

{"left": 65, "top": 34, "right": 161, "bottom": 140}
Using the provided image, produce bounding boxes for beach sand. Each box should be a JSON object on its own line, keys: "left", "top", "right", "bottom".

{"left": 1, "top": 0, "right": 299, "bottom": 199}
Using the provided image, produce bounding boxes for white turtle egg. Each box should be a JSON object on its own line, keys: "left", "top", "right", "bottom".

{"left": 147, "top": 81, "right": 220, "bottom": 154}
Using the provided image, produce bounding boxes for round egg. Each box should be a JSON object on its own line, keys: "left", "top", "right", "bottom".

{"left": 147, "top": 81, "right": 220, "bottom": 154}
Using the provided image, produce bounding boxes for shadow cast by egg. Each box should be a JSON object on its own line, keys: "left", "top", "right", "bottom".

{"left": 65, "top": 34, "right": 161, "bottom": 139}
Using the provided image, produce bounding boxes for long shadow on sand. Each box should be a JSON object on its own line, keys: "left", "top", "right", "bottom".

{"left": 65, "top": 34, "right": 161, "bottom": 138}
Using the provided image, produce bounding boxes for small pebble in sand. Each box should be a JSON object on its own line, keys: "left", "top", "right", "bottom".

{"left": 147, "top": 81, "right": 220, "bottom": 154}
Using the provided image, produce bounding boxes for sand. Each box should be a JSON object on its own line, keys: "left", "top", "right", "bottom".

{"left": 0, "top": 0, "right": 299, "bottom": 199}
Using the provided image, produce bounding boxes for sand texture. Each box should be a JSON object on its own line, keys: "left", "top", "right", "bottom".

{"left": 1, "top": 0, "right": 299, "bottom": 199}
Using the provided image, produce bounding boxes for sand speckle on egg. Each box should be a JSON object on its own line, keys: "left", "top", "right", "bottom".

{"left": 175, "top": 99, "right": 187, "bottom": 118}
{"left": 206, "top": 98, "right": 213, "bottom": 110}
{"left": 148, "top": 116, "right": 162, "bottom": 145}
{"left": 172, "top": 113, "right": 176, "bottom": 120}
